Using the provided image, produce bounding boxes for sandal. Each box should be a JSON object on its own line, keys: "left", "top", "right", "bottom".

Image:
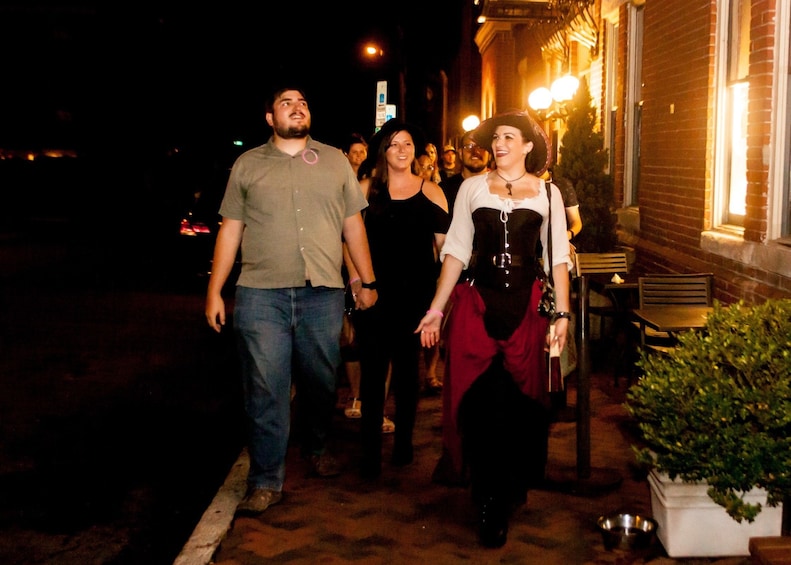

{"left": 382, "top": 416, "right": 395, "bottom": 434}
{"left": 344, "top": 398, "right": 362, "bottom": 419}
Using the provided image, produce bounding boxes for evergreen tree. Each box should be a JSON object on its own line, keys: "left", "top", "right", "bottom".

{"left": 553, "top": 77, "right": 617, "bottom": 253}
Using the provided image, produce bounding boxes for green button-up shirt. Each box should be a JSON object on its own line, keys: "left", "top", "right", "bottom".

{"left": 219, "top": 136, "right": 368, "bottom": 289}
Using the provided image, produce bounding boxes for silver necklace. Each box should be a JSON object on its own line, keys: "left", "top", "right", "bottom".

{"left": 495, "top": 170, "right": 527, "bottom": 195}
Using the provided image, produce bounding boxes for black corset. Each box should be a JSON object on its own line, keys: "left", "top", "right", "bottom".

{"left": 468, "top": 207, "right": 545, "bottom": 339}
{"left": 469, "top": 207, "right": 543, "bottom": 291}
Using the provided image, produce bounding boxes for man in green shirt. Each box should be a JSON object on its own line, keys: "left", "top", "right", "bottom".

{"left": 205, "top": 86, "right": 377, "bottom": 515}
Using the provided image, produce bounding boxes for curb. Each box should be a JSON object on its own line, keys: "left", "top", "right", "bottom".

{"left": 173, "top": 449, "right": 249, "bottom": 565}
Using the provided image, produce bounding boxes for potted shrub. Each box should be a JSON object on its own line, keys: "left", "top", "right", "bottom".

{"left": 625, "top": 299, "right": 791, "bottom": 556}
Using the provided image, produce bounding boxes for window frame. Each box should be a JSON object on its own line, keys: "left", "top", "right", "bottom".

{"left": 769, "top": 0, "right": 791, "bottom": 241}
{"left": 623, "top": 3, "right": 643, "bottom": 207}
{"left": 713, "top": 0, "right": 750, "bottom": 230}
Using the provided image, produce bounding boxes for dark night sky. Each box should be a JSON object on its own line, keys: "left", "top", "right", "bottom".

{"left": 0, "top": 3, "right": 464, "bottom": 156}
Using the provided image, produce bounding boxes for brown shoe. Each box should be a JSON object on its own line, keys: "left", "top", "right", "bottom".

{"left": 309, "top": 452, "right": 342, "bottom": 477}
{"left": 237, "top": 487, "right": 282, "bottom": 515}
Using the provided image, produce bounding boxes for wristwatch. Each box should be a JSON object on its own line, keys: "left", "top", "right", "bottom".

{"left": 361, "top": 280, "right": 378, "bottom": 290}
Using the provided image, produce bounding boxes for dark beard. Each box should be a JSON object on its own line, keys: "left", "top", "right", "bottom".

{"left": 275, "top": 123, "right": 309, "bottom": 139}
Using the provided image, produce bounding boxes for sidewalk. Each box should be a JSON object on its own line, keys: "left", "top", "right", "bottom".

{"left": 176, "top": 363, "right": 753, "bottom": 565}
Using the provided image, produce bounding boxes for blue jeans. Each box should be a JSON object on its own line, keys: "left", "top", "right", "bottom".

{"left": 234, "top": 284, "right": 344, "bottom": 491}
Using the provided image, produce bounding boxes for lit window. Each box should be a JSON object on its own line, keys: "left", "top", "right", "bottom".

{"left": 715, "top": 0, "right": 750, "bottom": 227}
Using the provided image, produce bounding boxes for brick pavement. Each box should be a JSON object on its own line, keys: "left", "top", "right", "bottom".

{"left": 179, "top": 362, "right": 754, "bottom": 565}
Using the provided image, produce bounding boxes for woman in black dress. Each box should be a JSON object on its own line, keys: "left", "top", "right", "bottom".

{"left": 346, "top": 119, "right": 449, "bottom": 479}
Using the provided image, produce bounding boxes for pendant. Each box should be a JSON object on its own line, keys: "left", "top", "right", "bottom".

{"left": 495, "top": 170, "right": 523, "bottom": 196}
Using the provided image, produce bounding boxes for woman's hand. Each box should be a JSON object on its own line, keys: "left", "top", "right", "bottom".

{"left": 415, "top": 310, "right": 443, "bottom": 348}
{"left": 546, "top": 317, "right": 569, "bottom": 354}
{"left": 355, "top": 288, "right": 377, "bottom": 309}
{"left": 349, "top": 279, "right": 377, "bottom": 310}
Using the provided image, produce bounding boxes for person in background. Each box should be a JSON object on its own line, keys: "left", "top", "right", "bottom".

{"left": 343, "top": 132, "right": 369, "bottom": 179}
{"left": 439, "top": 144, "right": 460, "bottom": 182}
{"left": 420, "top": 145, "right": 442, "bottom": 184}
{"left": 347, "top": 118, "right": 449, "bottom": 479}
{"left": 555, "top": 176, "right": 582, "bottom": 245}
{"left": 205, "top": 86, "right": 378, "bottom": 515}
{"left": 340, "top": 133, "right": 370, "bottom": 419}
{"left": 417, "top": 151, "right": 447, "bottom": 394}
{"left": 545, "top": 172, "right": 582, "bottom": 421}
{"left": 439, "top": 129, "right": 492, "bottom": 217}
{"left": 417, "top": 153, "right": 439, "bottom": 184}
{"left": 415, "top": 110, "right": 571, "bottom": 548}
{"left": 425, "top": 142, "right": 441, "bottom": 181}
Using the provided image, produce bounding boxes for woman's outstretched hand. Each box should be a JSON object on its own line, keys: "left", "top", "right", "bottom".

{"left": 415, "top": 310, "right": 443, "bottom": 348}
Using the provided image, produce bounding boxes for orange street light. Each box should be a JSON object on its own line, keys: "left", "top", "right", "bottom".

{"left": 364, "top": 44, "right": 384, "bottom": 58}
{"left": 462, "top": 115, "right": 480, "bottom": 132}
{"left": 528, "top": 75, "right": 580, "bottom": 121}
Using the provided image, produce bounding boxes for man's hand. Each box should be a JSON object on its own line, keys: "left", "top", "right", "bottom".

{"left": 354, "top": 287, "right": 377, "bottom": 310}
{"left": 205, "top": 294, "right": 226, "bottom": 333}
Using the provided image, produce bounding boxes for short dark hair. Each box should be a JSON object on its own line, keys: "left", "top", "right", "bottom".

{"left": 344, "top": 133, "right": 368, "bottom": 154}
{"left": 266, "top": 86, "right": 307, "bottom": 113}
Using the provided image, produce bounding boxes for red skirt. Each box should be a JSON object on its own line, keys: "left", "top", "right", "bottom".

{"left": 439, "top": 280, "right": 551, "bottom": 478}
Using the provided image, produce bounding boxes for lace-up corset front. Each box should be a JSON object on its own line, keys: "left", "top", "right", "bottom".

{"left": 470, "top": 207, "right": 543, "bottom": 290}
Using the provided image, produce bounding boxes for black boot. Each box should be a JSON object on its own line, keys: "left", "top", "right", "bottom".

{"left": 478, "top": 497, "right": 508, "bottom": 548}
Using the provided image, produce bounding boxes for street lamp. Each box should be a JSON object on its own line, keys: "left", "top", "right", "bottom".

{"left": 551, "top": 75, "right": 579, "bottom": 103}
{"left": 461, "top": 114, "right": 480, "bottom": 132}
{"left": 364, "top": 44, "right": 383, "bottom": 57}
{"left": 528, "top": 75, "right": 580, "bottom": 121}
{"left": 362, "top": 38, "right": 406, "bottom": 127}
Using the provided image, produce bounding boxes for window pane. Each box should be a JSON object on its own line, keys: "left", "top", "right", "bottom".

{"left": 729, "top": 0, "right": 751, "bottom": 81}
{"left": 728, "top": 82, "right": 748, "bottom": 220}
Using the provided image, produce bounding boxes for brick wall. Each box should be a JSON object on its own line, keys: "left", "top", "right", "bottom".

{"left": 621, "top": 0, "right": 790, "bottom": 304}
{"left": 744, "top": 0, "right": 775, "bottom": 243}
{"left": 637, "top": 0, "right": 712, "bottom": 253}
{"left": 476, "top": 1, "right": 791, "bottom": 304}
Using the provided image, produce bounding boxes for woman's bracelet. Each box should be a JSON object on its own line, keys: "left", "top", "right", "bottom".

{"left": 348, "top": 277, "right": 361, "bottom": 286}
{"left": 427, "top": 308, "right": 444, "bottom": 318}
{"left": 553, "top": 311, "right": 572, "bottom": 321}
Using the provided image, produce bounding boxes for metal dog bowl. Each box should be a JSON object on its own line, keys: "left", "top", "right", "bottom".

{"left": 597, "top": 513, "right": 657, "bottom": 551}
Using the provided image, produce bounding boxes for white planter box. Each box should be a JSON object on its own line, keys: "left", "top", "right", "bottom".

{"left": 647, "top": 469, "right": 783, "bottom": 557}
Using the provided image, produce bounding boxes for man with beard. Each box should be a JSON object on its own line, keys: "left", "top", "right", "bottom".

{"left": 206, "top": 86, "right": 378, "bottom": 515}
{"left": 439, "top": 130, "right": 492, "bottom": 216}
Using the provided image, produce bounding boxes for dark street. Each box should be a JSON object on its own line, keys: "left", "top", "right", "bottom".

{"left": 0, "top": 224, "right": 245, "bottom": 564}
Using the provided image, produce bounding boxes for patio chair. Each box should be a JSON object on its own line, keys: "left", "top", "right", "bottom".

{"left": 635, "top": 273, "right": 714, "bottom": 355}
{"left": 575, "top": 252, "right": 631, "bottom": 385}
